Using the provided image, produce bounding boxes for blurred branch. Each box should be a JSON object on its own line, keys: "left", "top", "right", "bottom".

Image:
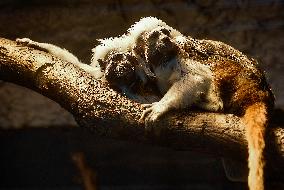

{"left": 0, "top": 38, "right": 284, "bottom": 175}
{"left": 72, "top": 152, "right": 97, "bottom": 190}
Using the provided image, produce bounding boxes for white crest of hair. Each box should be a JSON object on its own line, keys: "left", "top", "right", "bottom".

{"left": 175, "top": 35, "right": 187, "bottom": 44}
{"left": 91, "top": 16, "right": 182, "bottom": 68}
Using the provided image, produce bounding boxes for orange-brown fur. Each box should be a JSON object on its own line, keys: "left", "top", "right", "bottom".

{"left": 244, "top": 102, "right": 267, "bottom": 190}
{"left": 181, "top": 38, "right": 274, "bottom": 190}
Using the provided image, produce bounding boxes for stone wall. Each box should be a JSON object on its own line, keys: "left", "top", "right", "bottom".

{"left": 0, "top": 0, "right": 283, "bottom": 128}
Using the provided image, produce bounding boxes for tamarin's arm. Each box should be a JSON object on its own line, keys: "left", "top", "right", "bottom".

{"left": 16, "top": 38, "right": 82, "bottom": 65}
{"left": 16, "top": 38, "right": 103, "bottom": 78}
{"left": 140, "top": 73, "right": 209, "bottom": 124}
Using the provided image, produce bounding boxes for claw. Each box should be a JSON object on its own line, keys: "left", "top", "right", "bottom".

{"left": 16, "top": 38, "right": 32, "bottom": 45}
{"left": 140, "top": 101, "right": 168, "bottom": 129}
{"left": 141, "top": 103, "right": 153, "bottom": 108}
{"left": 139, "top": 107, "right": 153, "bottom": 122}
{"left": 142, "top": 103, "right": 165, "bottom": 136}
{"left": 15, "top": 38, "right": 47, "bottom": 52}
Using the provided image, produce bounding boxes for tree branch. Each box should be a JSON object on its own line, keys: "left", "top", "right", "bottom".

{"left": 0, "top": 38, "right": 284, "bottom": 175}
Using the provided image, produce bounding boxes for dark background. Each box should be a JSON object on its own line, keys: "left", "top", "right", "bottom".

{"left": 0, "top": 0, "right": 283, "bottom": 189}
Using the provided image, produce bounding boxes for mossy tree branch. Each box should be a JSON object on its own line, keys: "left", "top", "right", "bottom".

{"left": 0, "top": 38, "right": 284, "bottom": 176}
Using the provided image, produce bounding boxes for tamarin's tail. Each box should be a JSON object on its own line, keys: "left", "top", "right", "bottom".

{"left": 243, "top": 102, "right": 268, "bottom": 190}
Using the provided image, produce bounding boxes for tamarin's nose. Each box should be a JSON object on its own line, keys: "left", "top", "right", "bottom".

{"left": 160, "top": 35, "right": 172, "bottom": 45}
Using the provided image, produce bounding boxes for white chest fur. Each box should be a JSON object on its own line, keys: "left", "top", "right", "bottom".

{"left": 155, "top": 57, "right": 223, "bottom": 112}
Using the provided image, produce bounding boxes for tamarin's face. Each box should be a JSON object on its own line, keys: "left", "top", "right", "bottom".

{"left": 99, "top": 52, "right": 138, "bottom": 89}
{"left": 144, "top": 27, "right": 179, "bottom": 67}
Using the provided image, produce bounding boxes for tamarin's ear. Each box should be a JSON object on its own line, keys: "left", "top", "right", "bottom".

{"left": 133, "top": 34, "right": 147, "bottom": 60}
{"left": 140, "top": 61, "right": 156, "bottom": 81}
{"left": 98, "top": 59, "right": 107, "bottom": 71}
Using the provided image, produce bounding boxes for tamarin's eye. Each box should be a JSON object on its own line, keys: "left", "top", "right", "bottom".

{"left": 98, "top": 59, "right": 107, "bottom": 71}
{"left": 149, "top": 31, "right": 160, "bottom": 40}
{"left": 112, "top": 53, "right": 124, "bottom": 61}
{"left": 161, "top": 36, "right": 172, "bottom": 45}
{"left": 160, "top": 28, "right": 170, "bottom": 36}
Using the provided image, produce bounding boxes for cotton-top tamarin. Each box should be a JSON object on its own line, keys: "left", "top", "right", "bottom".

{"left": 16, "top": 16, "right": 274, "bottom": 190}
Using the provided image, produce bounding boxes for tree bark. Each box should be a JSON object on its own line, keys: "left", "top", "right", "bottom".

{"left": 0, "top": 38, "right": 284, "bottom": 175}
